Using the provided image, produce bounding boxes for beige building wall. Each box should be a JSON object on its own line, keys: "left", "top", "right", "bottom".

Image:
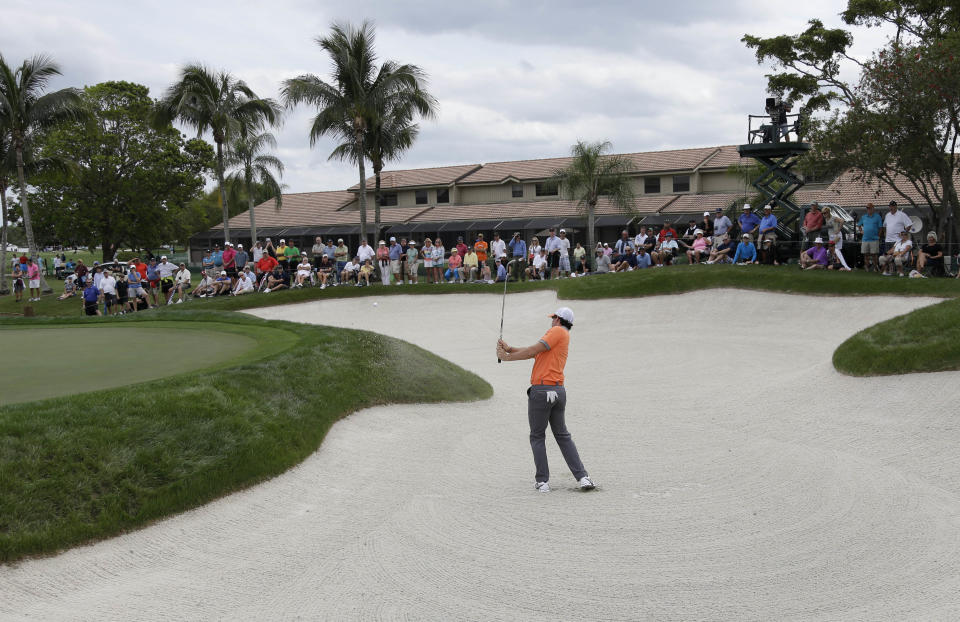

{"left": 459, "top": 183, "right": 520, "bottom": 204}
{"left": 700, "top": 171, "right": 742, "bottom": 193}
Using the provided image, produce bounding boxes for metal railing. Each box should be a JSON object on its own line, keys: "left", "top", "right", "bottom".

{"left": 747, "top": 112, "right": 806, "bottom": 144}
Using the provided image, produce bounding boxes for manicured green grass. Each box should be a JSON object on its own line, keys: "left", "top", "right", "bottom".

{"left": 0, "top": 322, "right": 292, "bottom": 405}
{"left": 0, "top": 311, "right": 492, "bottom": 562}
{"left": 833, "top": 297, "right": 960, "bottom": 376}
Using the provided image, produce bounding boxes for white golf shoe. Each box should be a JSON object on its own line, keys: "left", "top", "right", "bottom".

{"left": 534, "top": 481, "right": 550, "bottom": 493}
{"left": 579, "top": 477, "right": 596, "bottom": 490}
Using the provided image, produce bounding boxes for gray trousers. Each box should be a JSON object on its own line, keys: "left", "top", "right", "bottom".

{"left": 527, "top": 385, "right": 587, "bottom": 483}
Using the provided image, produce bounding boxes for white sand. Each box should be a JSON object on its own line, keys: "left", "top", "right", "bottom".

{"left": 3, "top": 290, "right": 960, "bottom": 620}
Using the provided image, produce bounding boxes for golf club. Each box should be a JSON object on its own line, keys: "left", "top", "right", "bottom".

{"left": 497, "top": 259, "right": 517, "bottom": 363}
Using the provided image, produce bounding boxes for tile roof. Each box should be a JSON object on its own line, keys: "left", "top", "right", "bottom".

{"left": 696, "top": 145, "right": 744, "bottom": 169}
{"left": 407, "top": 195, "right": 674, "bottom": 223}
{"left": 349, "top": 164, "right": 482, "bottom": 191}
{"left": 814, "top": 170, "right": 960, "bottom": 208}
{"left": 212, "top": 191, "right": 431, "bottom": 229}
{"left": 659, "top": 193, "right": 741, "bottom": 214}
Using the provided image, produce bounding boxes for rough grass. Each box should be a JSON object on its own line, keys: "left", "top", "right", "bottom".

{"left": 0, "top": 311, "right": 491, "bottom": 562}
{"left": 833, "top": 297, "right": 960, "bottom": 376}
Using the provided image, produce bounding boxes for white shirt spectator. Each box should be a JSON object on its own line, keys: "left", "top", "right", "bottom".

{"left": 558, "top": 237, "right": 571, "bottom": 256}
{"left": 236, "top": 272, "right": 254, "bottom": 292}
{"left": 157, "top": 260, "right": 176, "bottom": 279}
{"left": 343, "top": 260, "right": 360, "bottom": 273}
{"left": 93, "top": 270, "right": 103, "bottom": 289}
{"left": 98, "top": 274, "right": 117, "bottom": 295}
{"left": 297, "top": 260, "right": 312, "bottom": 276}
{"left": 532, "top": 253, "right": 547, "bottom": 270}
{"left": 658, "top": 239, "right": 679, "bottom": 254}
{"left": 892, "top": 238, "right": 913, "bottom": 254}
{"left": 252, "top": 246, "right": 264, "bottom": 263}
{"left": 530, "top": 244, "right": 542, "bottom": 257}
{"left": 357, "top": 242, "right": 376, "bottom": 263}
{"left": 883, "top": 209, "right": 914, "bottom": 242}
{"left": 490, "top": 238, "right": 507, "bottom": 259}
{"left": 175, "top": 268, "right": 191, "bottom": 285}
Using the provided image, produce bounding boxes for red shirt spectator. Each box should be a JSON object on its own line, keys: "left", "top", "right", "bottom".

{"left": 222, "top": 246, "right": 237, "bottom": 269}
{"left": 803, "top": 208, "right": 824, "bottom": 232}
{"left": 657, "top": 227, "right": 678, "bottom": 243}
{"left": 257, "top": 254, "right": 278, "bottom": 274}
{"left": 135, "top": 261, "right": 147, "bottom": 280}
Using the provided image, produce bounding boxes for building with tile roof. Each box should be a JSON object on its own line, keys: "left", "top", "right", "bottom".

{"left": 191, "top": 144, "right": 944, "bottom": 261}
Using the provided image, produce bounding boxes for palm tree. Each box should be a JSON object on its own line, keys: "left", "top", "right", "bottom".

{"left": 225, "top": 130, "right": 284, "bottom": 242}
{"left": 282, "top": 20, "right": 436, "bottom": 243}
{"left": 154, "top": 65, "right": 279, "bottom": 244}
{"left": 0, "top": 54, "right": 85, "bottom": 294}
{"left": 554, "top": 140, "right": 636, "bottom": 271}
{"left": 0, "top": 129, "right": 12, "bottom": 295}
{"left": 365, "top": 93, "right": 436, "bottom": 242}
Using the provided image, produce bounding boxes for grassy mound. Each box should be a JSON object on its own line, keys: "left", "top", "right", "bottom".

{"left": 0, "top": 311, "right": 491, "bottom": 562}
{"left": 833, "top": 297, "right": 960, "bottom": 376}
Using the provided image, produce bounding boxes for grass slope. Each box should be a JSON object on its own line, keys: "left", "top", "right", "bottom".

{"left": 0, "top": 311, "right": 491, "bottom": 562}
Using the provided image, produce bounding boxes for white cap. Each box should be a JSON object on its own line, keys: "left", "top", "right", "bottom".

{"left": 703, "top": 211, "right": 710, "bottom": 216}
{"left": 220, "top": 270, "right": 227, "bottom": 276}
{"left": 742, "top": 234, "right": 750, "bottom": 239}
{"left": 765, "top": 204, "right": 773, "bottom": 210}
{"left": 559, "top": 228, "right": 566, "bottom": 233}
{"left": 338, "top": 238, "right": 344, "bottom": 242}
{"left": 237, "top": 244, "right": 243, "bottom": 249}
{"left": 551, "top": 307, "right": 575, "bottom": 325}
{"left": 742, "top": 203, "right": 752, "bottom": 210}
{"left": 408, "top": 240, "right": 416, "bottom": 245}
{"left": 814, "top": 237, "right": 824, "bottom": 243}
{"left": 279, "top": 239, "right": 285, "bottom": 243}
{"left": 390, "top": 236, "right": 396, "bottom": 242}
{"left": 161, "top": 255, "right": 167, "bottom": 259}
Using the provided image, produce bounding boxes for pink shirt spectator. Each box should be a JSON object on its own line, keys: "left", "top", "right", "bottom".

{"left": 447, "top": 254, "right": 463, "bottom": 269}
{"left": 27, "top": 264, "right": 40, "bottom": 280}
{"left": 692, "top": 237, "right": 708, "bottom": 251}
{"left": 222, "top": 247, "right": 237, "bottom": 268}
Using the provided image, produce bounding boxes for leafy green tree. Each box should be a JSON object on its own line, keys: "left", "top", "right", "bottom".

{"left": 0, "top": 53, "right": 86, "bottom": 293}
{"left": 282, "top": 20, "right": 436, "bottom": 243}
{"left": 225, "top": 130, "right": 284, "bottom": 242}
{"left": 30, "top": 81, "right": 214, "bottom": 260}
{"left": 154, "top": 65, "right": 279, "bottom": 244}
{"left": 554, "top": 140, "right": 636, "bottom": 270}
{"left": 743, "top": 2, "right": 960, "bottom": 240}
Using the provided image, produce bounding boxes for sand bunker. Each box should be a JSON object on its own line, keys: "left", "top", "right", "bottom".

{"left": 3, "top": 290, "right": 959, "bottom": 620}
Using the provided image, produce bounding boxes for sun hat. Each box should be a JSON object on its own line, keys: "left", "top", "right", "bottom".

{"left": 451, "top": 248, "right": 458, "bottom": 252}
{"left": 408, "top": 240, "right": 416, "bottom": 245}
{"left": 550, "top": 307, "right": 575, "bottom": 325}
{"left": 900, "top": 229, "right": 910, "bottom": 235}
{"left": 814, "top": 237, "right": 824, "bottom": 243}
{"left": 695, "top": 230, "right": 703, "bottom": 235}
{"left": 603, "top": 242, "right": 609, "bottom": 247}
{"left": 379, "top": 240, "right": 386, "bottom": 245}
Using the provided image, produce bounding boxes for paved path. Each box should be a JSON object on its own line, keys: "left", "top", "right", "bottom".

{"left": 3, "top": 290, "right": 959, "bottom": 620}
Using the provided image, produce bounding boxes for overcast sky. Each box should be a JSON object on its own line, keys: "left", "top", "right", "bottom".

{"left": 3, "top": 0, "right": 889, "bottom": 194}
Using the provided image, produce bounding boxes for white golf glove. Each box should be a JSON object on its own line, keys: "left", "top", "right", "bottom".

{"left": 546, "top": 390, "right": 558, "bottom": 404}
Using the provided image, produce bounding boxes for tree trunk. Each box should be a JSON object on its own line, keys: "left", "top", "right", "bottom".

{"left": 248, "top": 191, "right": 257, "bottom": 244}
{"left": 356, "top": 131, "right": 368, "bottom": 244}
{"left": 216, "top": 140, "right": 231, "bottom": 244}
{"left": 14, "top": 139, "right": 52, "bottom": 294}
{"left": 374, "top": 163, "right": 382, "bottom": 244}
{"left": 0, "top": 184, "right": 9, "bottom": 295}
{"left": 587, "top": 201, "right": 597, "bottom": 272}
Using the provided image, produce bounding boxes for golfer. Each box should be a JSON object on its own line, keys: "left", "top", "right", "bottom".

{"left": 496, "top": 307, "right": 595, "bottom": 493}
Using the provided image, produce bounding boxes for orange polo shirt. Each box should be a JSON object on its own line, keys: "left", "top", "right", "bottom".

{"left": 474, "top": 240, "right": 488, "bottom": 262}
{"left": 530, "top": 326, "right": 568, "bottom": 385}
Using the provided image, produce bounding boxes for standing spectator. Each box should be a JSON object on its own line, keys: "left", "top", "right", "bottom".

{"left": 490, "top": 232, "right": 507, "bottom": 265}
{"left": 12, "top": 264, "right": 25, "bottom": 302}
{"left": 211, "top": 244, "right": 224, "bottom": 270}
{"left": 463, "top": 246, "right": 480, "bottom": 282}
{"left": 398, "top": 237, "right": 409, "bottom": 280}
{"left": 92, "top": 263, "right": 103, "bottom": 290}
{"left": 264, "top": 238, "right": 276, "bottom": 259}
{"left": 376, "top": 240, "right": 391, "bottom": 286}
{"left": 115, "top": 271, "right": 128, "bottom": 311}
{"left": 916, "top": 232, "right": 944, "bottom": 276}
{"left": 99, "top": 268, "right": 118, "bottom": 315}
{"left": 528, "top": 236, "right": 542, "bottom": 263}
{"left": 712, "top": 207, "right": 733, "bottom": 248}
{"left": 234, "top": 244, "right": 249, "bottom": 273}
{"left": 657, "top": 222, "right": 679, "bottom": 243}
{"left": 732, "top": 234, "right": 758, "bottom": 265}
{"left": 556, "top": 229, "right": 572, "bottom": 277}
{"left": 445, "top": 248, "right": 463, "bottom": 282}
{"left": 881, "top": 200, "right": 913, "bottom": 254}
{"left": 145, "top": 258, "right": 161, "bottom": 307}
{"left": 801, "top": 203, "right": 825, "bottom": 246}
{"left": 334, "top": 238, "right": 349, "bottom": 275}
{"left": 509, "top": 232, "right": 527, "bottom": 280}
{"left": 311, "top": 236, "right": 324, "bottom": 267}
{"left": 26, "top": 257, "right": 41, "bottom": 302}
{"left": 594, "top": 248, "right": 611, "bottom": 274}
{"left": 126, "top": 264, "right": 148, "bottom": 311}
{"left": 81, "top": 277, "right": 100, "bottom": 316}
{"left": 799, "top": 237, "right": 829, "bottom": 270}
{"left": 157, "top": 255, "right": 177, "bottom": 303}
{"left": 54, "top": 254, "right": 63, "bottom": 279}
{"left": 285, "top": 240, "right": 300, "bottom": 269}
{"left": 758, "top": 204, "right": 778, "bottom": 245}
{"left": 455, "top": 236, "right": 468, "bottom": 258}
{"left": 473, "top": 233, "right": 489, "bottom": 277}
{"left": 222, "top": 243, "right": 237, "bottom": 281}
{"left": 202, "top": 250, "right": 215, "bottom": 274}
{"left": 275, "top": 239, "right": 289, "bottom": 273}
{"left": 421, "top": 238, "right": 436, "bottom": 283}
{"left": 252, "top": 240, "right": 264, "bottom": 265}
{"left": 433, "top": 238, "right": 446, "bottom": 283}
{"left": 857, "top": 202, "right": 883, "bottom": 272}
{"left": 738, "top": 204, "right": 761, "bottom": 239}
{"left": 388, "top": 237, "right": 403, "bottom": 285}
{"left": 356, "top": 238, "right": 375, "bottom": 273}
{"left": 544, "top": 228, "right": 561, "bottom": 279}
{"left": 172, "top": 262, "right": 191, "bottom": 303}
{"left": 406, "top": 240, "right": 420, "bottom": 284}
{"left": 879, "top": 230, "right": 914, "bottom": 277}
{"left": 699, "top": 212, "right": 714, "bottom": 238}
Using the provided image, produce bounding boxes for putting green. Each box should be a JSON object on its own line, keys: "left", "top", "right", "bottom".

{"left": 0, "top": 322, "right": 270, "bottom": 406}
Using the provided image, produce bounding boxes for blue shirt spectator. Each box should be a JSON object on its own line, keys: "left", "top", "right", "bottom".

{"left": 82, "top": 283, "right": 99, "bottom": 303}
{"left": 858, "top": 211, "right": 883, "bottom": 242}
{"left": 496, "top": 262, "right": 507, "bottom": 282}
{"left": 388, "top": 241, "right": 403, "bottom": 260}
{"left": 324, "top": 242, "right": 337, "bottom": 260}
{"left": 759, "top": 213, "right": 778, "bottom": 234}
{"left": 733, "top": 240, "right": 757, "bottom": 263}
{"left": 635, "top": 252, "right": 652, "bottom": 269}
{"left": 212, "top": 250, "right": 223, "bottom": 266}
{"left": 509, "top": 237, "right": 527, "bottom": 258}
{"left": 738, "top": 210, "right": 761, "bottom": 234}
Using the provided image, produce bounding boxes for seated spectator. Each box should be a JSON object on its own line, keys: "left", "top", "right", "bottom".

{"left": 317, "top": 255, "right": 334, "bottom": 288}
{"left": 256, "top": 251, "right": 279, "bottom": 278}
{"left": 463, "top": 248, "right": 479, "bottom": 282}
{"left": 916, "top": 232, "right": 944, "bottom": 276}
{"left": 264, "top": 266, "right": 289, "bottom": 292}
{"left": 614, "top": 246, "right": 638, "bottom": 272}
{"left": 594, "top": 248, "right": 611, "bottom": 274}
{"left": 733, "top": 234, "right": 759, "bottom": 265}
{"left": 879, "top": 230, "right": 913, "bottom": 277}
{"left": 232, "top": 267, "right": 256, "bottom": 295}
{"left": 826, "top": 242, "right": 851, "bottom": 271}
{"left": 445, "top": 248, "right": 463, "bottom": 282}
{"left": 634, "top": 246, "right": 652, "bottom": 270}
{"left": 480, "top": 261, "right": 493, "bottom": 283}
{"left": 527, "top": 248, "right": 547, "bottom": 280}
{"left": 191, "top": 270, "right": 217, "bottom": 298}
{"left": 681, "top": 219, "right": 699, "bottom": 245}
{"left": 757, "top": 238, "right": 779, "bottom": 265}
{"left": 211, "top": 270, "right": 233, "bottom": 295}
{"left": 172, "top": 263, "right": 191, "bottom": 303}
{"left": 57, "top": 273, "right": 77, "bottom": 300}
{"left": 652, "top": 233, "right": 679, "bottom": 267}
{"left": 359, "top": 259, "right": 375, "bottom": 286}
{"left": 706, "top": 234, "right": 736, "bottom": 264}
{"left": 295, "top": 255, "right": 313, "bottom": 288}
{"left": 572, "top": 242, "right": 587, "bottom": 274}
{"left": 341, "top": 256, "right": 361, "bottom": 285}
{"left": 799, "top": 237, "right": 829, "bottom": 270}
{"left": 495, "top": 257, "right": 508, "bottom": 282}
{"left": 683, "top": 230, "right": 710, "bottom": 264}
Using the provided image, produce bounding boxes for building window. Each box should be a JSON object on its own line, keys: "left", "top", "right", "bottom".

{"left": 381, "top": 192, "right": 398, "bottom": 206}
{"left": 644, "top": 177, "right": 661, "bottom": 194}
{"left": 535, "top": 181, "right": 558, "bottom": 196}
{"left": 672, "top": 175, "right": 690, "bottom": 193}
{"left": 437, "top": 188, "right": 450, "bottom": 203}
{"left": 415, "top": 189, "right": 428, "bottom": 205}
{"left": 512, "top": 184, "right": 524, "bottom": 198}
